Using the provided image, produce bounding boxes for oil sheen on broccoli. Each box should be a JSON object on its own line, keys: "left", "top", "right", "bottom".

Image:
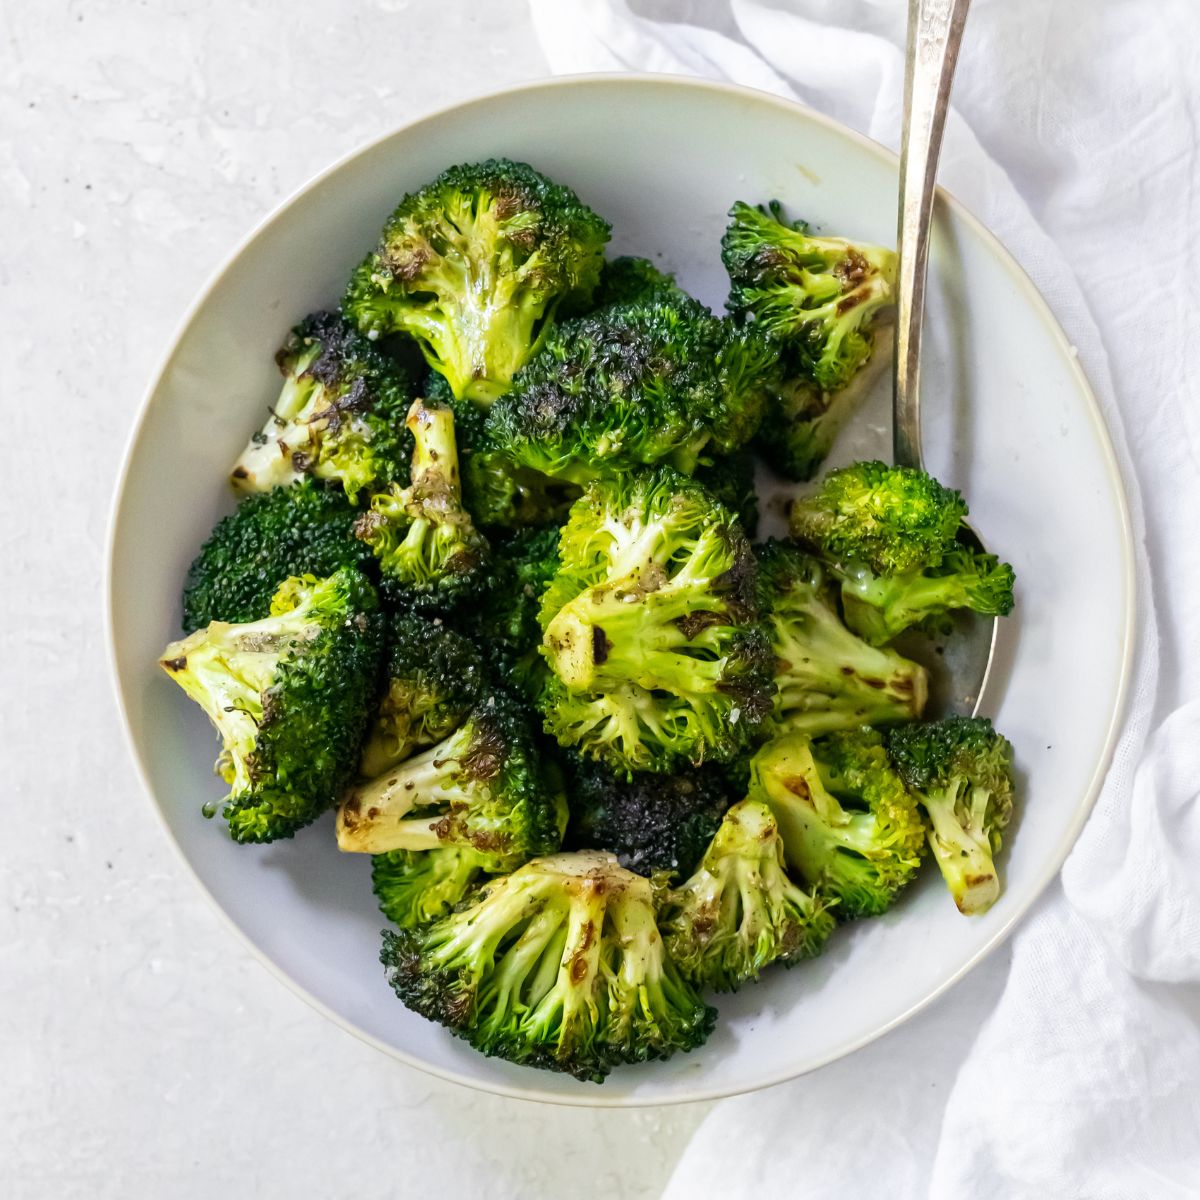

{"left": 537, "top": 469, "right": 774, "bottom": 775}
{"left": 750, "top": 729, "right": 925, "bottom": 918}
{"left": 790, "top": 461, "right": 1016, "bottom": 644}
{"left": 343, "top": 159, "right": 610, "bottom": 405}
{"left": 723, "top": 200, "right": 897, "bottom": 481}
{"left": 755, "top": 540, "right": 927, "bottom": 733}
{"left": 337, "top": 694, "right": 563, "bottom": 873}
{"left": 662, "top": 798, "right": 835, "bottom": 991}
{"left": 160, "top": 569, "right": 383, "bottom": 843}
{"left": 380, "top": 850, "right": 716, "bottom": 1082}
{"left": 888, "top": 717, "right": 1015, "bottom": 915}
{"left": 230, "top": 311, "right": 414, "bottom": 501}
{"left": 355, "top": 399, "right": 488, "bottom": 609}
{"left": 485, "top": 300, "right": 779, "bottom": 483}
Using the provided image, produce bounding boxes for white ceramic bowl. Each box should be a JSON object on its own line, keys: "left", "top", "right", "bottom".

{"left": 108, "top": 75, "right": 1134, "bottom": 1105}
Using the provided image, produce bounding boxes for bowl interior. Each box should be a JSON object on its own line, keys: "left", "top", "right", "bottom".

{"left": 109, "top": 77, "right": 1132, "bottom": 1105}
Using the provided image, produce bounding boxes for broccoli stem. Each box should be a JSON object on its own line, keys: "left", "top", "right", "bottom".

{"left": 920, "top": 780, "right": 1001, "bottom": 914}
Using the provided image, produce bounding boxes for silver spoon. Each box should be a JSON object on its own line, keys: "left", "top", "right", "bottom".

{"left": 890, "top": 0, "right": 998, "bottom": 717}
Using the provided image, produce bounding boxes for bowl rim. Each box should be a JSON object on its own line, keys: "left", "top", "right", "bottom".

{"left": 105, "top": 71, "right": 1137, "bottom": 1108}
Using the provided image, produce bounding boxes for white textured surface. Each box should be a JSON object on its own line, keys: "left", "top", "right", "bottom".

{"left": 0, "top": 4, "right": 720, "bottom": 1195}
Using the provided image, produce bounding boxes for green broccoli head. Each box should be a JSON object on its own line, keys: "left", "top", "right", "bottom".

{"left": 337, "top": 693, "right": 563, "bottom": 872}
{"left": 380, "top": 850, "right": 716, "bottom": 1082}
{"left": 371, "top": 846, "right": 494, "bottom": 929}
{"left": 591, "top": 255, "right": 692, "bottom": 309}
{"left": 485, "top": 301, "right": 779, "bottom": 484}
{"left": 749, "top": 729, "right": 925, "bottom": 918}
{"left": 754, "top": 540, "right": 927, "bottom": 733}
{"left": 790, "top": 461, "right": 1015, "bottom": 643}
{"left": 722, "top": 200, "right": 896, "bottom": 393}
{"left": 355, "top": 399, "right": 489, "bottom": 610}
{"left": 359, "top": 613, "right": 487, "bottom": 778}
{"left": 887, "top": 717, "right": 1015, "bottom": 915}
{"left": 694, "top": 450, "right": 759, "bottom": 539}
{"left": 662, "top": 798, "right": 836, "bottom": 992}
{"left": 564, "top": 755, "right": 734, "bottom": 879}
{"left": 180, "top": 479, "right": 375, "bottom": 632}
{"left": 343, "top": 159, "right": 610, "bottom": 405}
{"left": 229, "top": 312, "right": 413, "bottom": 501}
{"left": 537, "top": 469, "right": 774, "bottom": 775}
{"left": 160, "top": 569, "right": 384, "bottom": 843}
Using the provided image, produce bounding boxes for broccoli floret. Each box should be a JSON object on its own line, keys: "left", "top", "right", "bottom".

{"left": 229, "top": 312, "right": 413, "bottom": 501}
{"left": 485, "top": 301, "right": 779, "bottom": 484}
{"left": 790, "top": 461, "right": 1015, "bottom": 644}
{"left": 749, "top": 729, "right": 925, "bottom": 918}
{"left": 336, "top": 694, "right": 563, "bottom": 871}
{"left": 372, "top": 846, "right": 494, "bottom": 929}
{"left": 755, "top": 540, "right": 927, "bottom": 733}
{"left": 160, "top": 569, "right": 383, "bottom": 843}
{"left": 537, "top": 469, "right": 774, "bottom": 775}
{"left": 355, "top": 399, "right": 488, "bottom": 610}
{"left": 592, "top": 255, "right": 691, "bottom": 309}
{"left": 380, "top": 850, "right": 716, "bottom": 1082}
{"left": 662, "top": 799, "right": 835, "bottom": 991}
{"left": 359, "top": 614, "right": 487, "bottom": 778}
{"left": 694, "top": 450, "right": 760, "bottom": 538}
{"left": 564, "top": 756, "right": 733, "bottom": 878}
{"left": 888, "top": 717, "right": 1015, "bottom": 915}
{"left": 180, "top": 480, "right": 375, "bottom": 632}
{"left": 756, "top": 326, "right": 894, "bottom": 482}
{"left": 723, "top": 200, "right": 896, "bottom": 395}
{"left": 343, "top": 159, "right": 610, "bottom": 406}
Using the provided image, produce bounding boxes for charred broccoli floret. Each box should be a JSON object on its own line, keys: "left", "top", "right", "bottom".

{"left": 180, "top": 480, "right": 374, "bottom": 632}
{"left": 380, "top": 850, "right": 716, "bottom": 1082}
{"left": 485, "top": 301, "right": 779, "bottom": 483}
{"left": 344, "top": 159, "right": 610, "bottom": 405}
{"left": 160, "top": 569, "right": 383, "bottom": 843}
{"left": 371, "top": 846, "right": 495, "bottom": 929}
{"left": 790, "top": 461, "right": 1015, "bottom": 644}
{"left": 564, "top": 756, "right": 733, "bottom": 878}
{"left": 537, "top": 470, "right": 774, "bottom": 775}
{"left": 888, "top": 717, "right": 1015, "bottom": 915}
{"left": 592, "top": 255, "right": 691, "bottom": 309}
{"left": 359, "top": 614, "right": 487, "bottom": 778}
{"left": 336, "top": 694, "right": 563, "bottom": 871}
{"left": 355, "top": 399, "right": 488, "bottom": 609}
{"left": 695, "top": 450, "right": 760, "bottom": 538}
{"left": 230, "top": 311, "right": 413, "bottom": 501}
{"left": 750, "top": 729, "right": 925, "bottom": 918}
{"left": 755, "top": 540, "right": 926, "bottom": 733}
{"left": 662, "top": 799, "right": 835, "bottom": 991}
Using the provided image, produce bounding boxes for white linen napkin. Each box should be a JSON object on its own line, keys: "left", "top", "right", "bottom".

{"left": 530, "top": 2, "right": 1200, "bottom": 1194}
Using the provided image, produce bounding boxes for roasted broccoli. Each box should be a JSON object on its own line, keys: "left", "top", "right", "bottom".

{"left": 755, "top": 540, "right": 927, "bottom": 733}
{"left": 485, "top": 300, "right": 779, "bottom": 483}
{"left": 888, "top": 717, "right": 1015, "bottom": 915}
{"left": 537, "top": 469, "right": 774, "bottom": 775}
{"left": 359, "top": 613, "right": 487, "bottom": 778}
{"left": 790, "top": 461, "right": 1016, "bottom": 644}
{"left": 564, "top": 756, "right": 734, "bottom": 878}
{"left": 371, "top": 846, "right": 495, "bottom": 929}
{"left": 343, "top": 159, "right": 610, "bottom": 405}
{"left": 750, "top": 729, "right": 925, "bottom": 918}
{"left": 380, "top": 850, "right": 716, "bottom": 1081}
{"left": 180, "top": 480, "right": 375, "bottom": 632}
{"left": 355, "top": 399, "right": 488, "bottom": 609}
{"left": 337, "top": 694, "right": 563, "bottom": 871}
{"left": 592, "top": 255, "right": 691, "bottom": 309}
{"left": 662, "top": 799, "right": 835, "bottom": 991}
{"left": 695, "top": 450, "right": 759, "bottom": 538}
{"left": 160, "top": 569, "right": 383, "bottom": 843}
{"left": 229, "top": 311, "right": 413, "bottom": 501}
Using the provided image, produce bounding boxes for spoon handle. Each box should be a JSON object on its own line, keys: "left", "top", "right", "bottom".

{"left": 893, "top": 0, "right": 971, "bottom": 470}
